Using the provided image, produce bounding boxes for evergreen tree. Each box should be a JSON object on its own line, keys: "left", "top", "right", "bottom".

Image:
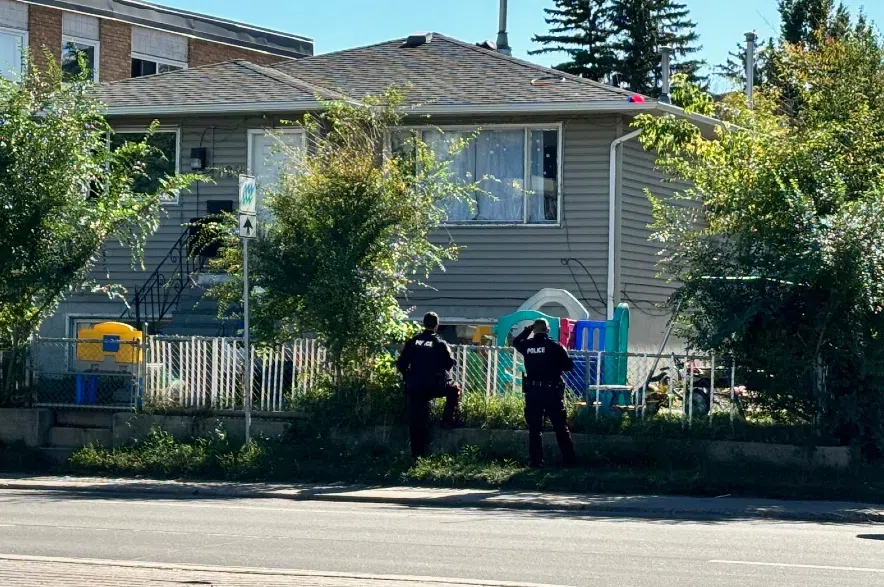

{"left": 610, "top": 0, "right": 705, "bottom": 95}
{"left": 779, "top": 0, "right": 850, "bottom": 47}
{"left": 529, "top": 0, "right": 616, "bottom": 82}
{"left": 714, "top": 38, "right": 774, "bottom": 90}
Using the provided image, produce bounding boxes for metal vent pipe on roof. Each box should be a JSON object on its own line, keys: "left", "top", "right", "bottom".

{"left": 659, "top": 46, "right": 673, "bottom": 104}
{"left": 497, "top": 0, "right": 511, "bottom": 55}
{"left": 745, "top": 31, "right": 757, "bottom": 107}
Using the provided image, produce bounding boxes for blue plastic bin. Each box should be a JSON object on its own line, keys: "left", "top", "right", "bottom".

{"left": 75, "top": 374, "right": 98, "bottom": 405}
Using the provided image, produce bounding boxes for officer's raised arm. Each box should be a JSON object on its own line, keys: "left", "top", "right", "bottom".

{"left": 512, "top": 323, "right": 534, "bottom": 354}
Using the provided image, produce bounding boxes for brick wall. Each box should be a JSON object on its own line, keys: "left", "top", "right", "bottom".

{"left": 28, "top": 5, "right": 61, "bottom": 72}
{"left": 188, "top": 38, "right": 290, "bottom": 67}
{"left": 99, "top": 19, "right": 131, "bottom": 82}
{"left": 25, "top": 4, "right": 294, "bottom": 80}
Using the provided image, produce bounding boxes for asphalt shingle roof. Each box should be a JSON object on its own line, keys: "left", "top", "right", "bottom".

{"left": 272, "top": 33, "right": 635, "bottom": 106}
{"left": 96, "top": 33, "right": 643, "bottom": 113}
{"left": 94, "top": 61, "right": 342, "bottom": 110}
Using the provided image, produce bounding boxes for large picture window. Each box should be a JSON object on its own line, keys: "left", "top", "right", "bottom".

{"left": 109, "top": 128, "right": 180, "bottom": 205}
{"left": 393, "top": 125, "right": 561, "bottom": 225}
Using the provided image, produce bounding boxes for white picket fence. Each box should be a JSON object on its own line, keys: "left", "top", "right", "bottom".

{"left": 145, "top": 336, "right": 330, "bottom": 411}
{"left": 143, "top": 336, "right": 739, "bottom": 421}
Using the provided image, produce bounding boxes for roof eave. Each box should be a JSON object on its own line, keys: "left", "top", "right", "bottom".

{"left": 406, "top": 101, "right": 656, "bottom": 116}
{"left": 102, "top": 101, "right": 328, "bottom": 116}
{"left": 101, "top": 99, "right": 729, "bottom": 128}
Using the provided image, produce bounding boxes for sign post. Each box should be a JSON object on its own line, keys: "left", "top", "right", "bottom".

{"left": 238, "top": 175, "right": 257, "bottom": 442}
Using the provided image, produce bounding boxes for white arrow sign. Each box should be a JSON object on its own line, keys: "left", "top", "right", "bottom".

{"left": 239, "top": 213, "right": 257, "bottom": 239}
{"left": 238, "top": 174, "right": 256, "bottom": 214}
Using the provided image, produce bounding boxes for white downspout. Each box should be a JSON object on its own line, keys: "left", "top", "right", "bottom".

{"left": 607, "top": 129, "right": 642, "bottom": 319}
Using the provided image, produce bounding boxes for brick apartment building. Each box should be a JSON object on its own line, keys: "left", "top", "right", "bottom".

{"left": 0, "top": 0, "right": 312, "bottom": 82}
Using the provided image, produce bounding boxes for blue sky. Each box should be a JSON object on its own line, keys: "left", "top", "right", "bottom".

{"left": 167, "top": 0, "right": 882, "bottom": 91}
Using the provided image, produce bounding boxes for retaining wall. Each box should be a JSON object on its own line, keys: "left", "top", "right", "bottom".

{"left": 0, "top": 408, "right": 853, "bottom": 470}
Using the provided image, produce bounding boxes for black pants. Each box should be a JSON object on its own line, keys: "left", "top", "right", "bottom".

{"left": 407, "top": 382, "right": 461, "bottom": 458}
{"left": 524, "top": 382, "right": 576, "bottom": 466}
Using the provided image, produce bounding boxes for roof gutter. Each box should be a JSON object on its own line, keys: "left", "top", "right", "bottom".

{"left": 608, "top": 129, "right": 642, "bottom": 319}
{"left": 101, "top": 101, "right": 329, "bottom": 116}
{"left": 408, "top": 101, "right": 654, "bottom": 116}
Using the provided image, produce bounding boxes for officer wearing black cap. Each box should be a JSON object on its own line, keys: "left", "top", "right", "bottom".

{"left": 513, "top": 319, "right": 577, "bottom": 467}
{"left": 397, "top": 312, "right": 461, "bottom": 458}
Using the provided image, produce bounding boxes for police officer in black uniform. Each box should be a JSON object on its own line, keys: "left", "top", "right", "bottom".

{"left": 397, "top": 312, "right": 461, "bottom": 458}
{"left": 513, "top": 319, "right": 577, "bottom": 467}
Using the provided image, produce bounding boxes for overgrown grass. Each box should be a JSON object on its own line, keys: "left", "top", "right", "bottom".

{"left": 431, "top": 391, "right": 830, "bottom": 446}
{"left": 66, "top": 426, "right": 884, "bottom": 503}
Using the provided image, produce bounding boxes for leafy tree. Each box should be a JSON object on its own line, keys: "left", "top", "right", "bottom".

{"left": 0, "top": 56, "right": 197, "bottom": 388}
{"left": 529, "top": 0, "right": 617, "bottom": 81}
{"left": 610, "top": 0, "right": 705, "bottom": 95}
{"left": 633, "top": 27, "right": 884, "bottom": 455}
{"left": 209, "top": 91, "right": 481, "bottom": 369}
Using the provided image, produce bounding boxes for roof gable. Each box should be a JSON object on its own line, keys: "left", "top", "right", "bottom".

{"left": 95, "top": 61, "right": 338, "bottom": 115}
{"left": 272, "top": 33, "right": 635, "bottom": 107}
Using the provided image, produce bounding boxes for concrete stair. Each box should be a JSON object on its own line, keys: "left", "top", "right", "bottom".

{"left": 47, "top": 426, "right": 113, "bottom": 448}
{"left": 39, "top": 408, "right": 115, "bottom": 463}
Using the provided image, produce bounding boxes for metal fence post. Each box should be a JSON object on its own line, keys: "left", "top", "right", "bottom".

{"left": 730, "top": 358, "right": 736, "bottom": 425}
{"left": 687, "top": 352, "right": 694, "bottom": 428}
{"left": 641, "top": 353, "right": 648, "bottom": 421}
{"left": 138, "top": 322, "right": 149, "bottom": 410}
{"left": 709, "top": 353, "right": 716, "bottom": 421}
{"left": 594, "top": 351, "right": 603, "bottom": 420}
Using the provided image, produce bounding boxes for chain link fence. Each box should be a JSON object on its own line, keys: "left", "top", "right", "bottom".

{"left": 30, "top": 338, "right": 140, "bottom": 409}
{"left": 22, "top": 334, "right": 744, "bottom": 426}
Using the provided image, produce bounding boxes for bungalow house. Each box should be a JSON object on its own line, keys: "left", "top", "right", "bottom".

{"left": 39, "top": 32, "right": 714, "bottom": 353}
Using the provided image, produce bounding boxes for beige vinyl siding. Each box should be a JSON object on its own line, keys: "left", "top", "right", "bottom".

{"left": 617, "top": 140, "right": 691, "bottom": 352}
{"left": 49, "top": 115, "right": 292, "bottom": 333}
{"left": 409, "top": 115, "right": 618, "bottom": 322}
{"left": 49, "top": 112, "right": 621, "bottom": 336}
{"left": 89, "top": 115, "right": 304, "bottom": 293}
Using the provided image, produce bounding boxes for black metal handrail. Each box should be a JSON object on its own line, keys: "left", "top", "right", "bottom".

{"left": 121, "top": 227, "right": 208, "bottom": 332}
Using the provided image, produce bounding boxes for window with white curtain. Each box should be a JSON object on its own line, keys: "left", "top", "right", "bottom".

{"left": 393, "top": 125, "right": 561, "bottom": 225}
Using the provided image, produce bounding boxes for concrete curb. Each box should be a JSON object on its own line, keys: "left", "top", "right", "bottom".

{"left": 2, "top": 476, "right": 882, "bottom": 524}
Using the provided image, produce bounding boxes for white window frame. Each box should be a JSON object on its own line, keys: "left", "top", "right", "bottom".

{"left": 112, "top": 125, "right": 182, "bottom": 206}
{"left": 130, "top": 51, "right": 187, "bottom": 76}
{"left": 391, "top": 122, "right": 564, "bottom": 228}
{"left": 61, "top": 34, "right": 100, "bottom": 82}
{"left": 0, "top": 25, "right": 27, "bottom": 81}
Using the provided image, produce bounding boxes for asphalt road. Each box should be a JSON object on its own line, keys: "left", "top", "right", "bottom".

{"left": 0, "top": 489, "right": 883, "bottom": 586}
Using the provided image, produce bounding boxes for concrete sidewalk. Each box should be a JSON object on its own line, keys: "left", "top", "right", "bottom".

{"left": 1, "top": 474, "right": 882, "bottom": 523}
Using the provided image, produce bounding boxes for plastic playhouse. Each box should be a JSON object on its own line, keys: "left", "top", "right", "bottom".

{"left": 73, "top": 321, "right": 142, "bottom": 405}
{"left": 481, "top": 289, "right": 632, "bottom": 412}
